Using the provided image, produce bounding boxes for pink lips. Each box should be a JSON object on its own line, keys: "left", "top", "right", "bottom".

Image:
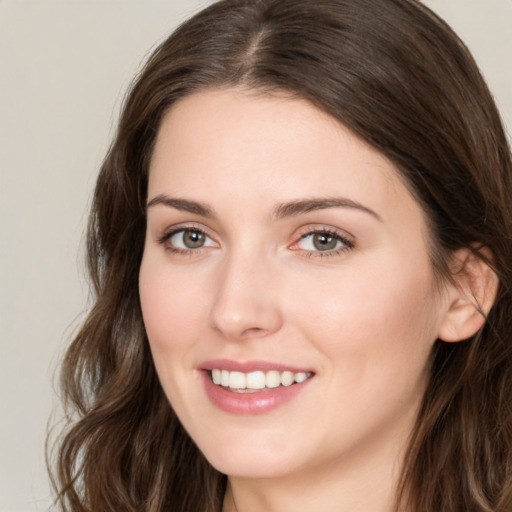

{"left": 199, "top": 359, "right": 314, "bottom": 415}
{"left": 200, "top": 359, "right": 312, "bottom": 373}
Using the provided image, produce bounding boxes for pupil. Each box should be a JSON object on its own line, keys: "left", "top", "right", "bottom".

{"left": 313, "top": 233, "right": 337, "bottom": 251}
{"left": 183, "top": 230, "right": 205, "bottom": 248}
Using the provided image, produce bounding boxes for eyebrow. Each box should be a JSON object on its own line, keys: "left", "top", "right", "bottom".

{"left": 146, "top": 194, "right": 381, "bottom": 222}
{"left": 273, "top": 197, "right": 382, "bottom": 221}
{"left": 146, "top": 195, "right": 214, "bottom": 217}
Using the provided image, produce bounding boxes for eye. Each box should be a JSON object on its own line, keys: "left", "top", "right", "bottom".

{"left": 159, "top": 227, "right": 217, "bottom": 252}
{"left": 300, "top": 232, "right": 341, "bottom": 251}
{"left": 291, "top": 228, "right": 354, "bottom": 256}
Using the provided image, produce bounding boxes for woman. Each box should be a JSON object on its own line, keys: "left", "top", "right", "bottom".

{"left": 51, "top": 0, "right": 512, "bottom": 511}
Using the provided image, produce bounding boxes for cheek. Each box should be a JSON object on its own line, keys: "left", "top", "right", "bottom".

{"left": 139, "top": 256, "right": 208, "bottom": 357}
{"left": 139, "top": 255, "right": 212, "bottom": 415}
{"left": 288, "top": 253, "right": 440, "bottom": 363}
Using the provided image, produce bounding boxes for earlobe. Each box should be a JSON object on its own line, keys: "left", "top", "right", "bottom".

{"left": 437, "top": 247, "right": 499, "bottom": 343}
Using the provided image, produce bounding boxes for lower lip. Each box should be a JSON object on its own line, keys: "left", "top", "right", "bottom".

{"left": 201, "top": 371, "right": 313, "bottom": 415}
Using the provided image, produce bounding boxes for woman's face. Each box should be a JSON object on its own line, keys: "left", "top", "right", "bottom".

{"left": 139, "top": 88, "right": 451, "bottom": 480}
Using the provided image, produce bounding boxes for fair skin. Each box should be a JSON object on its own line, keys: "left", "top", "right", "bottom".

{"left": 139, "top": 88, "right": 490, "bottom": 512}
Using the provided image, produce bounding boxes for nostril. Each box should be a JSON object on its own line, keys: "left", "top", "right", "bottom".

{"left": 240, "top": 326, "right": 267, "bottom": 337}
{"left": 209, "top": 302, "right": 283, "bottom": 340}
{"left": 208, "top": 263, "right": 284, "bottom": 339}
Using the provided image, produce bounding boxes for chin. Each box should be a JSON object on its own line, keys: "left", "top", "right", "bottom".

{"left": 197, "top": 437, "right": 302, "bottom": 479}
{"left": 208, "top": 455, "right": 294, "bottom": 480}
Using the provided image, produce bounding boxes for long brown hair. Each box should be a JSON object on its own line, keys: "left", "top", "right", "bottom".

{"left": 50, "top": 1, "right": 512, "bottom": 510}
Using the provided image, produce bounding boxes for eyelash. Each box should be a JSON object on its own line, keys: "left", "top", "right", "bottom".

{"left": 157, "top": 225, "right": 215, "bottom": 256}
{"left": 292, "top": 228, "right": 355, "bottom": 259}
{"left": 157, "top": 226, "right": 355, "bottom": 258}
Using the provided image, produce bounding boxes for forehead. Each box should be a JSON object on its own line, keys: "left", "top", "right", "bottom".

{"left": 148, "top": 88, "right": 422, "bottom": 227}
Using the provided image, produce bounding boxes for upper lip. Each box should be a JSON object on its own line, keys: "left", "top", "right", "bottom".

{"left": 199, "top": 358, "right": 314, "bottom": 373}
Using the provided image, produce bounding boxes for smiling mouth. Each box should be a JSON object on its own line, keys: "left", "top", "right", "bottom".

{"left": 209, "top": 369, "right": 313, "bottom": 393}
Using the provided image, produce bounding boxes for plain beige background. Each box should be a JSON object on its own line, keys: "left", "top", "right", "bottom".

{"left": 1, "top": 1, "right": 510, "bottom": 511}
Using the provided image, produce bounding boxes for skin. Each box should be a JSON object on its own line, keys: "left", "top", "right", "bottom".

{"left": 139, "top": 88, "right": 462, "bottom": 512}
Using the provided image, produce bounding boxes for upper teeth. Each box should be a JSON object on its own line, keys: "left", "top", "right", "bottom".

{"left": 211, "top": 369, "right": 311, "bottom": 390}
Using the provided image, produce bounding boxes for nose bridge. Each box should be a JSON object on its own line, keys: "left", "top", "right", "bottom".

{"left": 209, "top": 243, "right": 282, "bottom": 340}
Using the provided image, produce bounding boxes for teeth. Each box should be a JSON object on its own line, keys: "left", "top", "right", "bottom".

{"left": 281, "top": 371, "right": 294, "bottom": 386}
{"left": 210, "top": 369, "right": 312, "bottom": 391}
{"left": 212, "top": 369, "right": 222, "bottom": 385}
{"left": 246, "top": 371, "right": 266, "bottom": 389}
{"left": 266, "top": 370, "right": 281, "bottom": 388}
{"left": 295, "top": 372, "right": 308, "bottom": 383}
{"left": 229, "top": 371, "right": 246, "bottom": 389}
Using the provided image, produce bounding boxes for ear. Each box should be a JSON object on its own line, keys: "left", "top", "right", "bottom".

{"left": 438, "top": 246, "right": 499, "bottom": 343}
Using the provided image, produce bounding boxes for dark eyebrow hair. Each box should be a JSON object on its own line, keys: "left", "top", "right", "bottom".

{"left": 273, "top": 197, "right": 382, "bottom": 221}
{"left": 146, "top": 195, "right": 381, "bottom": 222}
{"left": 146, "top": 195, "right": 214, "bottom": 218}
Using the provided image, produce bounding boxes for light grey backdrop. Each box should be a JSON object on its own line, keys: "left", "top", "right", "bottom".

{"left": 1, "top": 1, "right": 510, "bottom": 511}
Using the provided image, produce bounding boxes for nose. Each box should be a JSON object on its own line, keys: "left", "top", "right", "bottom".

{"left": 208, "top": 250, "right": 284, "bottom": 341}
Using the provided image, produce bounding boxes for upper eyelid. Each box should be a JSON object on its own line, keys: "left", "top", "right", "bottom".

{"left": 159, "top": 222, "right": 210, "bottom": 236}
{"left": 157, "top": 224, "right": 215, "bottom": 244}
{"left": 155, "top": 222, "right": 355, "bottom": 249}
{"left": 288, "top": 225, "right": 356, "bottom": 255}
{"left": 157, "top": 226, "right": 219, "bottom": 255}
{"left": 294, "top": 224, "right": 355, "bottom": 242}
